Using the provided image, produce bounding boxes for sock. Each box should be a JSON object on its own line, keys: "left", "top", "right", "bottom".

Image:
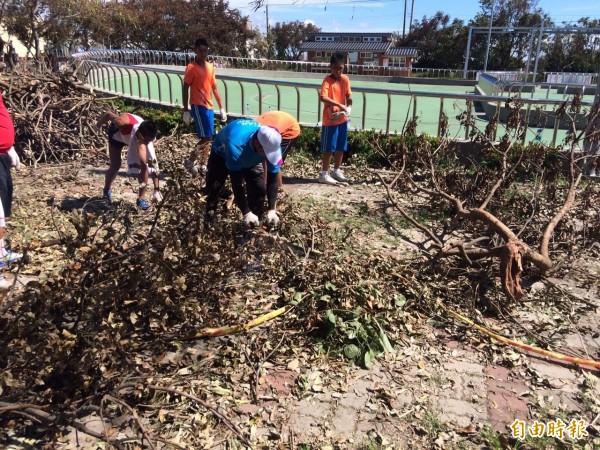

{"left": 321, "top": 170, "right": 329, "bottom": 176}
{"left": 0, "top": 238, "right": 7, "bottom": 257}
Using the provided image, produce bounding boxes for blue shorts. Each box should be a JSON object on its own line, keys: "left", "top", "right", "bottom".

{"left": 191, "top": 105, "right": 215, "bottom": 138}
{"left": 321, "top": 122, "right": 348, "bottom": 153}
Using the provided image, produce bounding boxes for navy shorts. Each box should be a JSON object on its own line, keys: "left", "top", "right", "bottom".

{"left": 321, "top": 122, "right": 348, "bottom": 153}
{"left": 191, "top": 105, "right": 215, "bottom": 139}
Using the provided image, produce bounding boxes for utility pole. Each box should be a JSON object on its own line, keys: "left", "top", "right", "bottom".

{"left": 402, "top": 0, "right": 407, "bottom": 40}
{"left": 265, "top": 0, "right": 270, "bottom": 58}
{"left": 483, "top": 0, "right": 495, "bottom": 73}
{"left": 409, "top": 0, "right": 415, "bottom": 35}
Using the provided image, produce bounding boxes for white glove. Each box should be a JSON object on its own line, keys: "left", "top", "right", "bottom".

{"left": 266, "top": 210, "right": 279, "bottom": 228}
{"left": 344, "top": 106, "right": 352, "bottom": 117}
{"left": 243, "top": 211, "right": 260, "bottom": 228}
{"left": 152, "top": 189, "right": 163, "bottom": 203}
{"left": 7, "top": 147, "right": 20, "bottom": 170}
{"left": 219, "top": 109, "right": 227, "bottom": 123}
{"left": 183, "top": 111, "right": 192, "bottom": 125}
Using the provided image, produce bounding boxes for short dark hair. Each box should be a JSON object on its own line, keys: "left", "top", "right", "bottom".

{"left": 138, "top": 120, "right": 158, "bottom": 141}
{"left": 194, "top": 38, "right": 209, "bottom": 48}
{"left": 330, "top": 52, "right": 346, "bottom": 66}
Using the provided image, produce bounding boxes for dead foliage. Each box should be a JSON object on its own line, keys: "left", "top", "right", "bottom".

{"left": 0, "top": 65, "right": 109, "bottom": 165}
{"left": 0, "top": 132, "right": 434, "bottom": 446}
{"left": 0, "top": 69, "right": 599, "bottom": 448}
{"left": 373, "top": 95, "right": 600, "bottom": 307}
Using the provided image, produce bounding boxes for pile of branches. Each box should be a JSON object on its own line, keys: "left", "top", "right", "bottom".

{"left": 376, "top": 96, "right": 600, "bottom": 307}
{"left": 1, "top": 66, "right": 108, "bottom": 164}
{"left": 0, "top": 143, "right": 435, "bottom": 447}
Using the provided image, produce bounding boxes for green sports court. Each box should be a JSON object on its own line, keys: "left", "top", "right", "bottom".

{"left": 86, "top": 63, "right": 595, "bottom": 146}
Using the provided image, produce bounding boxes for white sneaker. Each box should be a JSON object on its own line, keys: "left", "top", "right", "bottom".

{"left": 0, "top": 250, "right": 22, "bottom": 268}
{"left": 318, "top": 172, "right": 337, "bottom": 185}
{"left": 331, "top": 168, "right": 349, "bottom": 182}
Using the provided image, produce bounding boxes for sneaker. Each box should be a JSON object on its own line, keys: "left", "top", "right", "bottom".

{"left": 0, "top": 250, "right": 23, "bottom": 268}
{"left": 136, "top": 198, "right": 150, "bottom": 211}
{"left": 318, "top": 172, "right": 338, "bottom": 185}
{"left": 103, "top": 188, "right": 113, "bottom": 203}
{"left": 331, "top": 168, "right": 349, "bottom": 182}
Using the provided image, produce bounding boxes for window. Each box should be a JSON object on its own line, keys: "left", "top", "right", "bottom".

{"left": 342, "top": 36, "right": 361, "bottom": 42}
{"left": 388, "top": 57, "right": 406, "bottom": 68}
{"left": 316, "top": 36, "right": 334, "bottom": 42}
{"left": 360, "top": 52, "right": 373, "bottom": 59}
{"left": 314, "top": 51, "right": 334, "bottom": 62}
{"left": 363, "top": 37, "right": 382, "bottom": 42}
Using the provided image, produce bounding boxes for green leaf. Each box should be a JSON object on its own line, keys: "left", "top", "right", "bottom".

{"left": 343, "top": 344, "right": 361, "bottom": 360}
{"left": 291, "top": 291, "right": 304, "bottom": 305}
{"left": 394, "top": 294, "right": 406, "bottom": 308}
{"left": 325, "top": 282, "right": 337, "bottom": 291}
{"left": 326, "top": 310, "right": 336, "bottom": 325}
{"left": 363, "top": 350, "right": 374, "bottom": 369}
{"left": 379, "top": 329, "right": 394, "bottom": 353}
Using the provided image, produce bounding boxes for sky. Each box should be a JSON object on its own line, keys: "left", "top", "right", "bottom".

{"left": 225, "top": 0, "right": 599, "bottom": 34}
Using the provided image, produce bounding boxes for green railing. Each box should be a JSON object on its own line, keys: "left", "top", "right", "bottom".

{"left": 73, "top": 55, "right": 596, "bottom": 147}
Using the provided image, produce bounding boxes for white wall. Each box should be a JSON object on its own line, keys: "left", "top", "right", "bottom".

{"left": 0, "top": 25, "right": 44, "bottom": 57}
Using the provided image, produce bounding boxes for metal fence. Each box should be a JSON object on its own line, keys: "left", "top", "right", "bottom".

{"left": 73, "top": 52, "right": 597, "bottom": 147}
{"left": 73, "top": 50, "right": 481, "bottom": 80}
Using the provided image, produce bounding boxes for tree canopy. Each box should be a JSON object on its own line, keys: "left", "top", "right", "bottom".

{"left": 1, "top": 0, "right": 255, "bottom": 56}
{"left": 400, "top": 0, "right": 599, "bottom": 73}
{"left": 271, "top": 20, "right": 321, "bottom": 60}
{"left": 0, "top": 0, "right": 598, "bottom": 73}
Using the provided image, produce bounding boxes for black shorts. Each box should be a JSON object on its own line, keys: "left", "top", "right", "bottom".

{"left": 108, "top": 124, "right": 127, "bottom": 150}
{"left": 281, "top": 138, "right": 297, "bottom": 161}
{"left": 0, "top": 154, "right": 13, "bottom": 217}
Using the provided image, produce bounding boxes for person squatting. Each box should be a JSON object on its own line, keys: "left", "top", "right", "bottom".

{"left": 204, "top": 119, "right": 283, "bottom": 229}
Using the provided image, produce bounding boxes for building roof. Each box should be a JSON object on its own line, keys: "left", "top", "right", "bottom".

{"left": 307, "top": 32, "right": 394, "bottom": 38}
{"left": 385, "top": 47, "right": 418, "bottom": 57}
{"left": 299, "top": 41, "right": 391, "bottom": 52}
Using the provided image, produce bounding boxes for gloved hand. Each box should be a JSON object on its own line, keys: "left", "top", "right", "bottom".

{"left": 152, "top": 189, "right": 163, "bottom": 203}
{"left": 266, "top": 210, "right": 279, "bottom": 228}
{"left": 344, "top": 106, "right": 352, "bottom": 117}
{"left": 219, "top": 109, "right": 227, "bottom": 123}
{"left": 183, "top": 111, "right": 193, "bottom": 125}
{"left": 329, "top": 111, "right": 343, "bottom": 122}
{"left": 243, "top": 211, "right": 260, "bottom": 228}
{"left": 7, "top": 147, "right": 20, "bottom": 170}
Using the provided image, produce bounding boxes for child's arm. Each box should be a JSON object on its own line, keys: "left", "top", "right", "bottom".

{"left": 212, "top": 74, "right": 226, "bottom": 121}
{"left": 182, "top": 83, "right": 190, "bottom": 112}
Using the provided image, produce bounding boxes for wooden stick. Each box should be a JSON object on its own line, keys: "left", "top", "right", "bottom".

{"left": 185, "top": 306, "right": 288, "bottom": 340}
{"left": 438, "top": 301, "right": 600, "bottom": 370}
